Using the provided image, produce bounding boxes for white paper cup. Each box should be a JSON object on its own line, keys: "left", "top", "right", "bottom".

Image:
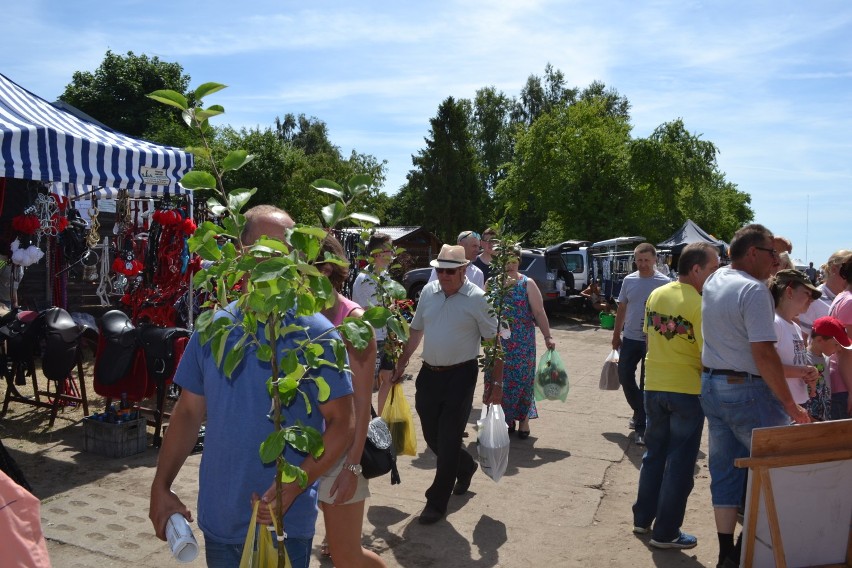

{"left": 166, "top": 513, "right": 199, "bottom": 563}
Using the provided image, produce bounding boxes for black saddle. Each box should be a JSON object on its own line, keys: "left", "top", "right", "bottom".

{"left": 95, "top": 310, "right": 139, "bottom": 386}
{"left": 0, "top": 310, "right": 43, "bottom": 385}
{"left": 41, "top": 308, "right": 82, "bottom": 382}
{"left": 139, "top": 325, "right": 190, "bottom": 385}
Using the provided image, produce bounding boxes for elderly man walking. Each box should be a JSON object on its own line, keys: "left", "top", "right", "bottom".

{"left": 394, "top": 244, "right": 499, "bottom": 524}
{"left": 699, "top": 223, "right": 811, "bottom": 568}
{"left": 632, "top": 243, "right": 720, "bottom": 550}
{"left": 612, "top": 243, "right": 671, "bottom": 445}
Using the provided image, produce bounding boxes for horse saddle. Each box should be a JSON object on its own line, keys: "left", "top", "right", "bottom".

{"left": 41, "top": 307, "right": 82, "bottom": 382}
{"left": 138, "top": 325, "right": 190, "bottom": 384}
{"left": 94, "top": 310, "right": 139, "bottom": 386}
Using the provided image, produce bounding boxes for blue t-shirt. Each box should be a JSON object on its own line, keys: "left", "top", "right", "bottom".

{"left": 175, "top": 307, "right": 353, "bottom": 543}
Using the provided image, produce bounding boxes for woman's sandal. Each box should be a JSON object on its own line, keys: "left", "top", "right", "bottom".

{"left": 321, "top": 541, "right": 331, "bottom": 558}
{"left": 518, "top": 429, "right": 530, "bottom": 440}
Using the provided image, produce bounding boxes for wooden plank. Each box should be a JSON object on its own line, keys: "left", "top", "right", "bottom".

{"left": 736, "top": 449, "right": 852, "bottom": 469}
{"left": 760, "top": 467, "right": 787, "bottom": 568}
{"left": 743, "top": 467, "right": 763, "bottom": 567}
{"left": 749, "top": 420, "right": 852, "bottom": 458}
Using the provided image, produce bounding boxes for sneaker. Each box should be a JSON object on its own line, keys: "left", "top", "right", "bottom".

{"left": 649, "top": 532, "right": 698, "bottom": 550}
{"left": 628, "top": 418, "right": 637, "bottom": 430}
{"left": 632, "top": 526, "right": 651, "bottom": 535}
{"left": 635, "top": 433, "right": 646, "bottom": 446}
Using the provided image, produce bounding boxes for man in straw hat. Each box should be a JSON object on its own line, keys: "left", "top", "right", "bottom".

{"left": 393, "top": 244, "right": 500, "bottom": 524}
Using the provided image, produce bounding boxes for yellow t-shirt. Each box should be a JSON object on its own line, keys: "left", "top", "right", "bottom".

{"left": 643, "top": 281, "right": 703, "bottom": 395}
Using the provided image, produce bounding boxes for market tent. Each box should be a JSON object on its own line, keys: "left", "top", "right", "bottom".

{"left": 0, "top": 72, "right": 192, "bottom": 198}
{"left": 657, "top": 219, "right": 728, "bottom": 256}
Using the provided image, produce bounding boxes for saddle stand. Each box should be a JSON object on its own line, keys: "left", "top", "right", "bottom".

{"left": 93, "top": 310, "right": 189, "bottom": 447}
{"left": 0, "top": 307, "right": 90, "bottom": 426}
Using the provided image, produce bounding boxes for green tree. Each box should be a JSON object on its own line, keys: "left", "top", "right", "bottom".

{"left": 471, "top": 86, "right": 515, "bottom": 201}
{"left": 511, "top": 63, "right": 578, "bottom": 126}
{"left": 213, "top": 124, "right": 388, "bottom": 227}
{"left": 60, "top": 50, "right": 192, "bottom": 145}
{"left": 406, "top": 97, "right": 483, "bottom": 243}
{"left": 497, "top": 97, "right": 635, "bottom": 245}
{"left": 630, "top": 119, "right": 752, "bottom": 242}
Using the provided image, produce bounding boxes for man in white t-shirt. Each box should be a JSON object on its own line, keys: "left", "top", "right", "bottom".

{"left": 699, "top": 224, "right": 811, "bottom": 567}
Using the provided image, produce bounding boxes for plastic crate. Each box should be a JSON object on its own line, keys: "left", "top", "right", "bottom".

{"left": 83, "top": 416, "right": 148, "bottom": 458}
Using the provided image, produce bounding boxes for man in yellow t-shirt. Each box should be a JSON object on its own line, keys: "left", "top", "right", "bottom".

{"left": 631, "top": 242, "right": 720, "bottom": 551}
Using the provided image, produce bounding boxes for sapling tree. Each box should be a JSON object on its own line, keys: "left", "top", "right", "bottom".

{"left": 149, "top": 83, "right": 390, "bottom": 566}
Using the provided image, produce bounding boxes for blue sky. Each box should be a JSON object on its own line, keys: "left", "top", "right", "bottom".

{"left": 2, "top": 0, "right": 849, "bottom": 265}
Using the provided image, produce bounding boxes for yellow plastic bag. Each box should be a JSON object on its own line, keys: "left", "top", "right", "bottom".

{"left": 381, "top": 382, "right": 417, "bottom": 456}
{"left": 239, "top": 500, "right": 291, "bottom": 568}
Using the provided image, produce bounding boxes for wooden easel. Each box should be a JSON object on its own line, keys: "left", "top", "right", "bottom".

{"left": 735, "top": 419, "right": 852, "bottom": 568}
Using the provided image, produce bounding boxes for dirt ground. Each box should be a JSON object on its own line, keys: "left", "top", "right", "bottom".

{"left": 1, "top": 312, "right": 728, "bottom": 567}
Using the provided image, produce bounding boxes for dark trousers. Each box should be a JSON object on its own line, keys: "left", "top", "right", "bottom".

{"left": 618, "top": 337, "right": 647, "bottom": 432}
{"left": 414, "top": 360, "right": 479, "bottom": 513}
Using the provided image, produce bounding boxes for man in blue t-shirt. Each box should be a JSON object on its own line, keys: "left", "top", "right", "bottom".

{"left": 611, "top": 243, "right": 670, "bottom": 445}
{"left": 149, "top": 206, "right": 354, "bottom": 568}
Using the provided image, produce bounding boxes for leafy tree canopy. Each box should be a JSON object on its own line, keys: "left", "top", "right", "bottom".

{"left": 60, "top": 50, "right": 192, "bottom": 146}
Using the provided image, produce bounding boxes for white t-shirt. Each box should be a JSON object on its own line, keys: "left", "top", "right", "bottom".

{"left": 351, "top": 270, "right": 387, "bottom": 341}
{"left": 701, "top": 267, "right": 777, "bottom": 376}
{"left": 774, "top": 314, "right": 809, "bottom": 404}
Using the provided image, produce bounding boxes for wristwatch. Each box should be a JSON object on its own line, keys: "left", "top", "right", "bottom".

{"left": 343, "top": 463, "right": 363, "bottom": 476}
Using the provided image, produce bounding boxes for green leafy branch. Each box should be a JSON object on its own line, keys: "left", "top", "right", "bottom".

{"left": 149, "top": 84, "right": 391, "bottom": 568}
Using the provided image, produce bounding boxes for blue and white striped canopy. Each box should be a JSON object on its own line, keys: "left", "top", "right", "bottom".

{"left": 0, "top": 72, "right": 193, "bottom": 197}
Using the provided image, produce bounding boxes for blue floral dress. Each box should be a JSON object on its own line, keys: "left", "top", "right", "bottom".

{"left": 485, "top": 275, "right": 538, "bottom": 424}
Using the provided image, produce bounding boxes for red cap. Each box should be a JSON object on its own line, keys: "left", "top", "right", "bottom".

{"left": 813, "top": 316, "right": 852, "bottom": 349}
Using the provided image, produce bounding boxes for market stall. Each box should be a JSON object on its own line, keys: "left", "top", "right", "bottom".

{"left": 0, "top": 72, "right": 197, "bottom": 435}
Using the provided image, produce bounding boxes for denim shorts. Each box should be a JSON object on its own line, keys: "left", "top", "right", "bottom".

{"left": 699, "top": 371, "right": 790, "bottom": 507}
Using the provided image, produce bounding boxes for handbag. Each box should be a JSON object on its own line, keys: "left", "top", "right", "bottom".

{"left": 239, "top": 501, "right": 291, "bottom": 568}
{"left": 599, "top": 349, "right": 620, "bottom": 390}
{"left": 360, "top": 405, "right": 401, "bottom": 484}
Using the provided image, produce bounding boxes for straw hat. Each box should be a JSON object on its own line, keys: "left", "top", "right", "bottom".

{"left": 430, "top": 244, "right": 470, "bottom": 269}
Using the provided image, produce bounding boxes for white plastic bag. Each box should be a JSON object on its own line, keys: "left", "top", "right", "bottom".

{"left": 599, "top": 349, "right": 620, "bottom": 390}
{"left": 477, "top": 404, "right": 510, "bottom": 482}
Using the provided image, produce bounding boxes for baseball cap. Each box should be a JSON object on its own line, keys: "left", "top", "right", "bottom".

{"left": 773, "top": 269, "right": 822, "bottom": 300}
{"left": 813, "top": 316, "right": 852, "bottom": 349}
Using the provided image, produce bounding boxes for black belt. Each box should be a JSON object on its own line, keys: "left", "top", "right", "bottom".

{"left": 422, "top": 359, "right": 477, "bottom": 372}
{"left": 703, "top": 367, "right": 761, "bottom": 379}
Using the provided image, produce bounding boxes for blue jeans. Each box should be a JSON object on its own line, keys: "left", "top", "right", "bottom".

{"left": 633, "top": 391, "right": 704, "bottom": 541}
{"left": 618, "top": 337, "right": 647, "bottom": 433}
{"left": 205, "top": 535, "right": 313, "bottom": 568}
{"left": 831, "top": 391, "right": 850, "bottom": 420}
{"left": 699, "top": 371, "right": 789, "bottom": 507}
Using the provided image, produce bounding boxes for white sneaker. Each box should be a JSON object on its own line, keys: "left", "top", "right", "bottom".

{"left": 635, "top": 433, "right": 646, "bottom": 446}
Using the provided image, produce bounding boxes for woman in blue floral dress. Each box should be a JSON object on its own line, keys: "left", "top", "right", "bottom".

{"left": 484, "top": 252, "right": 556, "bottom": 439}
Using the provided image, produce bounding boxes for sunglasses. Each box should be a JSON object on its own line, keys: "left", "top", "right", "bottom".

{"left": 458, "top": 231, "right": 481, "bottom": 241}
{"left": 435, "top": 267, "right": 460, "bottom": 275}
{"left": 754, "top": 246, "right": 780, "bottom": 258}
